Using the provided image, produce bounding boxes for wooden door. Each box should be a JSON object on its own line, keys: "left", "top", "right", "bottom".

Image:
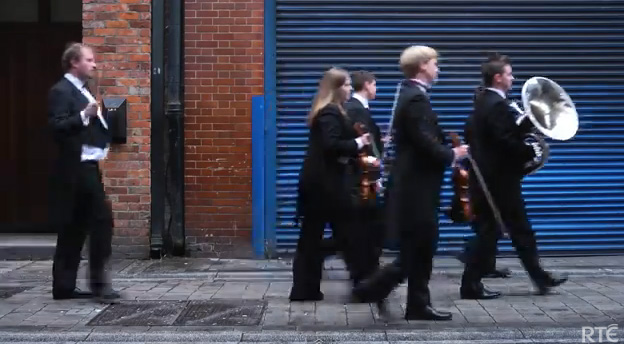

{"left": 0, "top": 0, "right": 82, "bottom": 233}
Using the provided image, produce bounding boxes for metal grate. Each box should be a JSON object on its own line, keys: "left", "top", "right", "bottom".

{"left": 87, "top": 299, "right": 267, "bottom": 326}
{"left": 87, "top": 300, "right": 187, "bottom": 326}
{"left": 174, "top": 300, "right": 267, "bottom": 326}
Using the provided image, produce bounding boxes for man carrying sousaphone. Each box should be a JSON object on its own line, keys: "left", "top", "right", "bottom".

{"left": 453, "top": 85, "right": 512, "bottom": 280}
{"left": 459, "top": 52, "right": 568, "bottom": 298}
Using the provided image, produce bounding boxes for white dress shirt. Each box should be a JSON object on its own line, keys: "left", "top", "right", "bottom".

{"left": 64, "top": 73, "right": 109, "bottom": 162}
{"left": 352, "top": 93, "right": 369, "bottom": 109}
{"left": 486, "top": 87, "right": 506, "bottom": 99}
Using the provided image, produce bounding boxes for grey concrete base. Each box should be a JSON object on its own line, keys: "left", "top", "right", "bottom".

{"left": 0, "top": 234, "right": 57, "bottom": 260}
{"left": 1, "top": 257, "right": 623, "bottom": 343}
{"left": 0, "top": 326, "right": 615, "bottom": 343}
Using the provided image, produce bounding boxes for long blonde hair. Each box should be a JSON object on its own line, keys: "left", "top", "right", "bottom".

{"left": 307, "top": 67, "right": 349, "bottom": 126}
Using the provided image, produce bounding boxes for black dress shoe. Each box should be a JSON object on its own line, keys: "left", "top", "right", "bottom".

{"left": 536, "top": 276, "right": 568, "bottom": 295}
{"left": 460, "top": 286, "right": 502, "bottom": 300}
{"left": 53, "top": 288, "right": 93, "bottom": 300}
{"left": 482, "top": 268, "right": 511, "bottom": 278}
{"left": 289, "top": 291, "right": 324, "bottom": 302}
{"left": 94, "top": 289, "right": 122, "bottom": 304}
{"left": 351, "top": 263, "right": 403, "bottom": 304}
{"left": 376, "top": 300, "right": 390, "bottom": 318}
{"left": 405, "top": 306, "right": 452, "bottom": 321}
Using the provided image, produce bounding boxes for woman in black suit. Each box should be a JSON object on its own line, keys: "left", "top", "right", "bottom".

{"left": 290, "top": 67, "right": 379, "bottom": 302}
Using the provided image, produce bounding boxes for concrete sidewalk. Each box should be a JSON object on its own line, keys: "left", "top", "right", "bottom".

{"left": 0, "top": 256, "right": 622, "bottom": 343}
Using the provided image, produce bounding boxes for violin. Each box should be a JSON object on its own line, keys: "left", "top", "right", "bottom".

{"left": 353, "top": 122, "right": 380, "bottom": 203}
{"left": 448, "top": 132, "right": 473, "bottom": 223}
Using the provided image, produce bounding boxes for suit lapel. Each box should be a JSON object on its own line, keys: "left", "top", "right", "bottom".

{"left": 62, "top": 78, "right": 89, "bottom": 109}
{"left": 348, "top": 97, "right": 372, "bottom": 124}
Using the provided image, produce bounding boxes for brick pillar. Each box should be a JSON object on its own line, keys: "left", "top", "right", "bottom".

{"left": 184, "top": 0, "right": 264, "bottom": 257}
{"left": 82, "top": 0, "right": 152, "bottom": 258}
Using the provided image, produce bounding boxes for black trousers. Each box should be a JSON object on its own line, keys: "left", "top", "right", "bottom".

{"left": 290, "top": 207, "right": 372, "bottom": 299}
{"left": 52, "top": 162, "right": 113, "bottom": 296}
{"left": 353, "top": 222, "right": 439, "bottom": 312}
{"left": 320, "top": 205, "right": 384, "bottom": 283}
{"left": 461, "top": 223, "right": 498, "bottom": 272}
{"left": 461, "top": 187, "right": 550, "bottom": 290}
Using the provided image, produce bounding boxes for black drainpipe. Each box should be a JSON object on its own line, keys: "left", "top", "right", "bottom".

{"left": 164, "top": 0, "right": 185, "bottom": 256}
{"left": 150, "top": 0, "right": 166, "bottom": 258}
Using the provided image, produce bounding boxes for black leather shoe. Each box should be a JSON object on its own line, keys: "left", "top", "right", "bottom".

{"left": 53, "top": 288, "right": 93, "bottom": 300}
{"left": 376, "top": 299, "right": 390, "bottom": 318}
{"left": 483, "top": 268, "right": 511, "bottom": 278}
{"left": 94, "top": 289, "right": 122, "bottom": 304}
{"left": 460, "top": 286, "right": 502, "bottom": 300}
{"left": 536, "top": 276, "right": 568, "bottom": 295}
{"left": 351, "top": 263, "right": 403, "bottom": 304}
{"left": 289, "top": 291, "right": 324, "bottom": 302}
{"left": 405, "top": 306, "right": 452, "bottom": 321}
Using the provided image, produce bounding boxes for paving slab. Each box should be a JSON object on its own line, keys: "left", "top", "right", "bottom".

{"left": 0, "top": 256, "right": 623, "bottom": 343}
{"left": 0, "top": 326, "right": 622, "bottom": 343}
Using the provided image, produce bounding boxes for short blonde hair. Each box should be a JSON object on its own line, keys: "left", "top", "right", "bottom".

{"left": 400, "top": 45, "right": 438, "bottom": 78}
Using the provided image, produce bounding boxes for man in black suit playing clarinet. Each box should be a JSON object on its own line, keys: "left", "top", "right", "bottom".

{"left": 48, "top": 42, "right": 120, "bottom": 303}
{"left": 352, "top": 46, "right": 468, "bottom": 321}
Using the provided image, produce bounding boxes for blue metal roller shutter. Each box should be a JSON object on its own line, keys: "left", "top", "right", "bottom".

{"left": 273, "top": 0, "right": 624, "bottom": 255}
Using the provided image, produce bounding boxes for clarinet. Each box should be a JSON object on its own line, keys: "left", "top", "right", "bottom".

{"left": 379, "top": 81, "right": 403, "bottom": 192}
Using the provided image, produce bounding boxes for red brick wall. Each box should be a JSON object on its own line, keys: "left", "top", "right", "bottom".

{"left": 184, "top": 0, "right": 264, "bottom": 257}
{"left": 83, "top": 0, "right": 152, "bottom": 258}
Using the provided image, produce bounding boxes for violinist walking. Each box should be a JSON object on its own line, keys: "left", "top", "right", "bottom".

{"left": 290, "top": 67, "right": 380, "bottom": 302}
{"left": 343, "top": 70, "right": 385, "bottom": 286}
{"left": 459, "top": 53, "right": 567, "bottom": 298}
{"left": 352, "top": 46, "right": 469, "bottom": 320}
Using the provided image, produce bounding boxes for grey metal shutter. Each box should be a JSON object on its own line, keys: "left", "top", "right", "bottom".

{"left": 272, "top": 0, "right": 624, "bottom": 255}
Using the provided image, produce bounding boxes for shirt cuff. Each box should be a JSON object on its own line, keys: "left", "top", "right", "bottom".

{"left": 355, "top": 137, "right": 364, "bottom": 150}
{"left": 80, "top": 110, "right": 89, "bottom": 126}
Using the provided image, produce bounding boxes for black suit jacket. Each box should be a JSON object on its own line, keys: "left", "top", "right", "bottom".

{"left": 296, "top": 103, "right": 361, "bottom": 220}
{"left": 47, "top": 77, "right": 91, "bottom": 225}
{"left": 344, "top": 97, "right": 383, "bottom": 156}
{"left": 465, "top": 89, "right": 536, "bottom": 219}
{"left": 345, "top": 97, "right": 382, "bottom": 182}
{"left": 465, "top": 89, "right": 535, "bottom": 182}
{"left": 386, "top": 80, "right": 454, "bottom": 234}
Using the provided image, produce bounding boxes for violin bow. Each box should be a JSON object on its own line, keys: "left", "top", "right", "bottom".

{"left": 369, "top": 133, "right": 381, "bottom": 159}
{"left": 93, "top": 70, "right": 103, "bottom": 107}
{"left": 452, "top": 132, "right": 509, "bottom": 238}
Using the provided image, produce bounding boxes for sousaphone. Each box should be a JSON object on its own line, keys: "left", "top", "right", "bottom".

{"left": 509, "top": 76, "right": 580, "bottom": 175}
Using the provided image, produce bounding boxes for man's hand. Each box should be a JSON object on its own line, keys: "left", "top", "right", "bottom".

{"left": 84, "top": 102, "right": 99, "bottom": 118}
{"left": 359, "top": 133, "right": 372, "bottom": 145}
{"left": 452, "top": 144, "right": 469, "bottom": 161}
{"left": 360, "top": 155, "right": 380, "bottom": 167}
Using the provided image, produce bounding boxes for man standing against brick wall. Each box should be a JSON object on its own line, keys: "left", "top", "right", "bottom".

{"left": 48, "top": 43, "right": 120, "bottom": 303}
